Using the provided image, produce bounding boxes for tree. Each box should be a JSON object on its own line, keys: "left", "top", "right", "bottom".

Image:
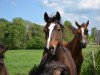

{"left": 90, "top": 27, "right": 97, "bottom": 42}
{"left": 63, "top": 20, "right": 74, "bottom": 42}
{"left": 0, "top": 18, "right": 44, "bottom": 49}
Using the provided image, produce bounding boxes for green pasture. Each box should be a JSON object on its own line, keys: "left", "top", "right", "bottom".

{"left": 5, "top": 50, "right": 43, "bottom": 75}
{"left": 5, "top": 45, "right": 100, "bottom": 75}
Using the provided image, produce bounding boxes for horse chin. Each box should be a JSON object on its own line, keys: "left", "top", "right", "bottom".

{"left": 81, "top": 44, "right": 87, "bottom": 48}
{"left": 51, "top": 48, "right": 56, "bottom": 55}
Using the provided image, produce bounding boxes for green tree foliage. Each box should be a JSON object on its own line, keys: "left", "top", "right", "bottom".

{"left": 0, "top": 18, "right": 45, "bottom": 49}
{"left": 90, "top": 27, "right": 97, "bottom": 42}
{"left": 63, "top": 20, "right": 74, "bottom": 42}
{"left": 27, "top": 23, "right": 45, "bottom": 49}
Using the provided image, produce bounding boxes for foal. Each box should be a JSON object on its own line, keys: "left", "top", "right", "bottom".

{"left": 29, "top": 12, "right": 72, "bottom": 75}
{"left": 0, "top": 44, "right": 9, "bottom": 75}
{"left": 65, "top": 21, "right": 89, "bottom": 75}
{"left": 42, "top": 11, "right": 77, "bottom": 75}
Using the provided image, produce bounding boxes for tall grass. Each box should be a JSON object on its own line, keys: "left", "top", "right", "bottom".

{"left": 81, "top": 45, "right": 100, "bottom": 75}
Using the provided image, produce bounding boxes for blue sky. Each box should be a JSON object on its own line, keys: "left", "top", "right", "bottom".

{"left": 0, "top": 0, "right": 100, "bottom": 34}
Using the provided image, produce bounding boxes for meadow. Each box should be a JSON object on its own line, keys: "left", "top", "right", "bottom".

{"left": 5, "top": 45, "right": 100, "bottom": 75}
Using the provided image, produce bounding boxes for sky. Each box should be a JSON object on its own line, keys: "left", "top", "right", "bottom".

{"left": 0, "top": 0, "right": 100, "bottom": 34}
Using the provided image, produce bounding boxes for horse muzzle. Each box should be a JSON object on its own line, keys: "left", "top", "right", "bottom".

{"left": 49, "top": 46, "right": 56, "bottom": 55}
{"left": 81, "top": 42, "right": 87, "bottom": 48}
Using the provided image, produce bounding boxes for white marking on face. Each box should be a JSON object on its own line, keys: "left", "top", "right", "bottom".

{"left": 81, "top": 27, "right": 85, "bottom": 36}
{"left": 81, "top": 27, "right": 86, "bottom": 43}
{"left": 46, "top": 23, "right": 56, "bottom": 49}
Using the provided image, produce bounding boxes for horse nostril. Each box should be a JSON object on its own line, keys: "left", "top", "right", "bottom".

{"left": 50, "top": 46, "right": 54, "bottom": 50}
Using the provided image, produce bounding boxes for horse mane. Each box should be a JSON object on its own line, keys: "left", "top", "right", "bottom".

{"left": 0, "top": 43, "right": 7, "bottom": 58}
{"left": 29, "top": 64, "right": 45, "bottom": 75}
{"left": 29, "top": 58, "right": 70, "bottom": 75}
{"left": 42, "top": 61, "right": 70, "bottom": 75}
{"left": 0, "top": 43, "right": 9, "bottom": 75}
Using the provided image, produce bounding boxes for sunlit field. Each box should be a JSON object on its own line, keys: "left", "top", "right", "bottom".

{"left": 5, "top": 50, "right": 43, "bottom": 75}
{"left": 5, "top": 45, "right": 100, "bottom": 75}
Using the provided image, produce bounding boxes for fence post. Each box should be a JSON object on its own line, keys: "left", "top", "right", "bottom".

{"left": 91, "top": 50, "right": 96, "bottom": 75}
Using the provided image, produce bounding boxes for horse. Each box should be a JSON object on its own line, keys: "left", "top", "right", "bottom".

{"left": 65, "top": 21, "right": 89, "bottom": 75}
{"left": 29, "top": 11, "right": 73, "bottom": 75}
{"left": 29, "top": 60, "right": 70, "bottom": 75}
{"left": 0, "top": 43, "right": 9, "bottom": 75}
{"left": 41, "top": 11, "right": 77, "bottom": 75}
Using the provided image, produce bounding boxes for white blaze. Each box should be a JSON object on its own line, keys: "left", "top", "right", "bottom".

{"left": 47, "top": 23, "right": 56, "bottom": 49}
{"left": 81, "top": 28, "right": 85, "bottom": 36}
{"left": 81, "top": 27, "right": 86, "bottom": 43}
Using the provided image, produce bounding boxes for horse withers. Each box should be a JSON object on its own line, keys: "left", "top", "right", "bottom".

{"left": 0, "top": 43, "right": 9, "bottom": 75}
{"left": 65, "top": 21, "right": 89, "bottom": 75}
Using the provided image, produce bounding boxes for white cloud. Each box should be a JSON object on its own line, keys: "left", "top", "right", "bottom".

{"left": 40, "top": 0, "right": 100, "bottom": 30}
{"left": 81, "top": 15, "right": 88, "bottom": 20}
{"left": 43, "top": 0, "right": 57, "bottom": 7}
{"left": 79, "top": 0, "right": 100, "bottom": 10}
{"left": 94, "top": 16, "right": 100, "bottom": 22}
{"left": 42, "top": 0, "right": 76, "bottom": 8}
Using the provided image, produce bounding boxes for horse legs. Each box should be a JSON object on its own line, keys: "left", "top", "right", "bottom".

{"left": 76, "top": 55, "right": 84, "bottom": 75}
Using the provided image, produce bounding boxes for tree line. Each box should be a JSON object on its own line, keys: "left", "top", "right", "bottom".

{"left": 0, "top": 18, "right": 98, "bottom": 49}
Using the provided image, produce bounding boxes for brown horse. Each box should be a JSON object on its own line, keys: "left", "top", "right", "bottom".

{"left": 29, "top": 12, "right": 72, "bottom": 75}
{"left": 0, "top": 44, "right": 9, "bottom": 75}
{"left": 41, "top": 11, "right": 77, "bottom": 75}
{"left": 65, "top": 21, "right": 89, "bottom": 75}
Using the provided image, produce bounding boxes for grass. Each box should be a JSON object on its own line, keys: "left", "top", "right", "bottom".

{"left": 5, "top": 50, "right": 43, "bottom": 75}
{"left": 4, "top": 45, "right": 100, "bottom": 75}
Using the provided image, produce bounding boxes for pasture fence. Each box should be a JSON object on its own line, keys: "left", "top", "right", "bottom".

{"left": 91, "top": 50, "right": 96, "bottom": 75}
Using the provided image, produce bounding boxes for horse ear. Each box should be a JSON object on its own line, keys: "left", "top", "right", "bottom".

{"left": 75, "top": 21, "right": 81, "bottom": 28}
{"left": 56, "top": 11, "right": 61, "bottom": 21}
{"left": 86, "top": 21, "right": 89, "bottom": 26}
{"left": 44, "top": 12, "right": 49, "bottom": 22}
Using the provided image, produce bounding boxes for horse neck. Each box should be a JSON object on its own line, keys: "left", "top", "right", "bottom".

{"left": 66, "top": 34, "right": 82, "bottom": 58}
{"left": 54, "top": 44, "right": 70, "bottom": 61}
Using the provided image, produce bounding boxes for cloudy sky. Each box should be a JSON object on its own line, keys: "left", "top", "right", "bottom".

{"left": 0, "top": 0, "right": 100, "bottom": 34}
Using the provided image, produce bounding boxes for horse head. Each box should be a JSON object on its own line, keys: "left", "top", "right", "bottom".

{"left": 75, "top": 21, "right": 89, "bottom": 48}
{"left": 44, "top": 11, "right": 63, "bottom": 55}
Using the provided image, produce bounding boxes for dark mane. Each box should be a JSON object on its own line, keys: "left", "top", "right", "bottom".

{"left": 0, "top": 43, "right": 9, "bottom": 75}
{"left": 29, "top": 64, "right": 44, "bottom": 75}
{"left": 42, "top": 61, "right": 70, "bottom": 75}
{"left": 0, "top": 43, "right": 7, "bottom": 58}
